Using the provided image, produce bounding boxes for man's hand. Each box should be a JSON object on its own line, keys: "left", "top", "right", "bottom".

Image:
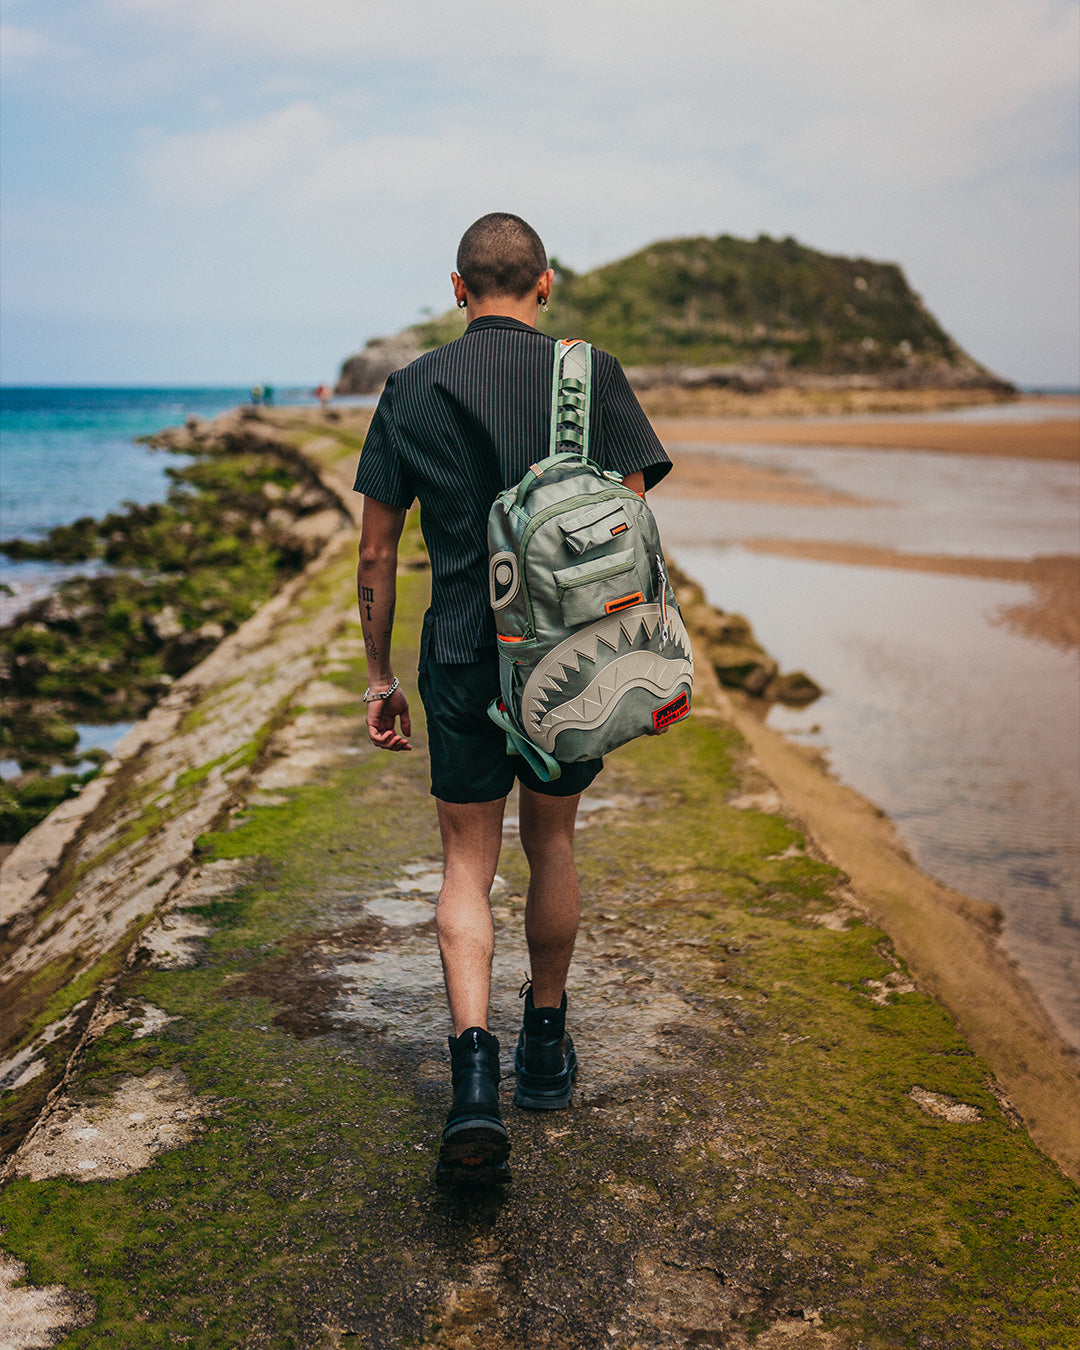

{"left": 358, "top": 496, "right": 410, "bottom": 750}
{"left": 366, "top": 686, "right": 412, "bottom": 751}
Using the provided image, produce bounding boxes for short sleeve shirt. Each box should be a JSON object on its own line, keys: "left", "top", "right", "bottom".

{"left": 353, "top": 315, "right": 672, "bottom": 663}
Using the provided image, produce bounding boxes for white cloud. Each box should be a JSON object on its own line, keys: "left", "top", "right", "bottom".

{"left": 101, "top": 0, "right": 1078, "bottom": 102}
{"left": 0, "top": 21, "right": 77, "bottom": 72}
{"left": 3, "top": 0, "right": 1077, "bottom": 382}
{"left": 138, "top": 102, "right": 334, "bottom": 206}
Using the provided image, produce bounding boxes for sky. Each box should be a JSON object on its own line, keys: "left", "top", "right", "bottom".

{"left": 1, "top": 0, "right": 1078, "bottom": 388}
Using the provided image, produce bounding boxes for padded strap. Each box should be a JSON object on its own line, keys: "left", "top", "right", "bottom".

{"left": 487, "top": 700, "right": 563, "bottom": 782}
{"left": 548, "top": 339, "right": 593, "bottom": 460}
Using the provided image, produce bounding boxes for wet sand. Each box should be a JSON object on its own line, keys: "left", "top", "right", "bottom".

{"left": 653, "top": 451, "right": 861, "bottom": 506}
{"left": 652, "top": 403, "right": 1080, "bottom": 461}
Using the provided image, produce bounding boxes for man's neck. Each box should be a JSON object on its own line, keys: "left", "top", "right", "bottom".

{"left": 466, "top": 295, "right": 540, "bottom": 327}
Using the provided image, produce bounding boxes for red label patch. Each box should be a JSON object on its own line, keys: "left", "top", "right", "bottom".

{"left": 605, "top": 591, "right": 644, "bottom": 615}
{"left": 610, "top": 522, "right": 628, "bottom": 536}
{"left": 653, "top": 691, "right": 690, "bottom": 730}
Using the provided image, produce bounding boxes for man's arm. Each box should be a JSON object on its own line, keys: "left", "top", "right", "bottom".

{"left": 357, "top": 496, "right": 412, "bottom": 751}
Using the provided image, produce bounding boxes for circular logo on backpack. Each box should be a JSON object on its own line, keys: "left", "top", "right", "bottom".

{"left": 489, "top": 551, "right": 520, "bottom": 610}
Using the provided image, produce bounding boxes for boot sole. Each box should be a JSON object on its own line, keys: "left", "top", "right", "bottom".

{"left": 436, "top": 1117, "right": 511, "bottom": 1186}
{"left": 513, "top": 1048, "right": 578, "bottom": 1110}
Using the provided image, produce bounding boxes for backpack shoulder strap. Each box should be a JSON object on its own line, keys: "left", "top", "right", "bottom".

{"left": 548, "top": 339, "right": 593, "bottom": 460}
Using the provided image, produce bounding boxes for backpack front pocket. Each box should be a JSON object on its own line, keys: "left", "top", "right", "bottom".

{"left": 553, "top": 549, "right": 641, "bottom": 626}
{"left": 557, "top": 499, "right": 633, "bottom": 555}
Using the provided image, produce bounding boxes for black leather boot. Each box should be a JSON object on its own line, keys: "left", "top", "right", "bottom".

{"left": 436, "top": 1027, "right": 511, "bottom": 1185}
{"left": 514, "top": 986, "right": 577, "bottom": 1109}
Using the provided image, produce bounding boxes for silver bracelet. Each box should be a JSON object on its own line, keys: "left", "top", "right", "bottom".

{"left": 363, "top": 676, "right": 399, "bottom": 703}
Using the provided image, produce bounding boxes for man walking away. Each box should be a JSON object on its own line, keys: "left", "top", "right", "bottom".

{"left": 353, "top": 212, "right": 671, "bottom": 1183}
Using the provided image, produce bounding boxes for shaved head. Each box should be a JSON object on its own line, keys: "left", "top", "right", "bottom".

{"left": 456, "top": 213, "right": 548, "bottom": 302}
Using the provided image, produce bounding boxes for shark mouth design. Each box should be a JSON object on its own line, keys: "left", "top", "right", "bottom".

{"left": 521, "top": 604, "right": 694, "bottom": 752}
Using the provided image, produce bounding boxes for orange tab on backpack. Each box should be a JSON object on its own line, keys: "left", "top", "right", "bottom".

{"left": 604, "top": 591, "right": 644, "bottom": 615}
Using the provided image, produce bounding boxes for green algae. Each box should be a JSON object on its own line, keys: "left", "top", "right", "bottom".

{"left": 173, "top": 725, "right": 280, "bottom": 796}
{"left": 14, "top": 941, "right": 136, "bottom": 1057}
{"left": 9, "top": 723, "right": 1074, "bottom": 1347}
{"left": 0, "top": 442, "right": 346, "bottom": 843}
{"left": 3, "top": 691, "right": 297, "bottom": 1090}
{"left": 566, "top": 737, "right": 1080, "bottom": 1346}
{"left": 2, "top": 1024, "right": 426, "bottom": 1348}
{"left": 178, "top": 676, "right": 246, "bottom": 735}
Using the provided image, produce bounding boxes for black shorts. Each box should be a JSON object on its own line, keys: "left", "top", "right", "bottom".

{"left": 417, "top": 646, "right": 603, "bottom": 804}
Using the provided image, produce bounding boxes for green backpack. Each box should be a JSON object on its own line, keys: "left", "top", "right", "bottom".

{"left": 486, "top": 339, "right": 693, "bottom": 781}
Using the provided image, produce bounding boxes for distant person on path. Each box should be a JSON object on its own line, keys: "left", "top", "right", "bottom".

{"left": 353, "top": 212, "right": 671, "bottom": 1183}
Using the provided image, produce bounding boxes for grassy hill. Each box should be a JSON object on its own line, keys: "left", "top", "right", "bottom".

{"left": 406, "top": 233, "right": 1005, "bottom": 386}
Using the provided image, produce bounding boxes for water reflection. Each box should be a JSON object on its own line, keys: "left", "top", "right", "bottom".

{"left": 653, "top": 443, "right": 1080, "bottom": 1050}
{"left": 659, "top": 444, "right": 1080, "bottom": 559}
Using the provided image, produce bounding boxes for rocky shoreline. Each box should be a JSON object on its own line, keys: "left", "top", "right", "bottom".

{"left": 335, "top": 332, "right": 1016, "bottom": 418}
{"left": 0, "top": 411, "right": 349, "bottom": 844}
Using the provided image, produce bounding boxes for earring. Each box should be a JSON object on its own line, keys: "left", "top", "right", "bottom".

{"left": 538, "top": 296, "right": 548, "bottom": 311}
{"left": 458, "top": 298, "right": 467, "bottom": 309}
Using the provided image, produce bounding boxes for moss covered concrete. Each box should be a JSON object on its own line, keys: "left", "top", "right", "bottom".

{"left": 1, "top": 411, "right": 1077, "bottom": 1349}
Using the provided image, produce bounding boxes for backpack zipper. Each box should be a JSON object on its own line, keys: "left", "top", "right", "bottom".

{"left": 555, "top": 556, "right": 635, "bottom": 599}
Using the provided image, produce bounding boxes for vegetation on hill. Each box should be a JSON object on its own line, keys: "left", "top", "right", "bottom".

{"left": 393, "top": 233, "right": 1006, "bottom": 387}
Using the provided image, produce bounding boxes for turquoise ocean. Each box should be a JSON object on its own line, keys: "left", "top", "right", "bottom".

{"left": 0, "top": 386, "right": 322, "bottom": 620}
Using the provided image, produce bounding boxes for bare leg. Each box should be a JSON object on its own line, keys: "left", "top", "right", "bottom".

{"left": 435, "top": 797, "right": 506, "bottom": 1035}
{"left": 518, "top": 785, "right": 582, "bottom": 1007}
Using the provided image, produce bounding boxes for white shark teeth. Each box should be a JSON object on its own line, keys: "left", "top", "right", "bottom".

{"left": 528, "top": 651, "right": 693, "bottom": 744}
{"left": 520, "top": 604, "right": 695, "bottom": 749}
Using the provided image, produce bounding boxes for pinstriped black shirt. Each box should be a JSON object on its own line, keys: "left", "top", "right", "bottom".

{"left": 353, "top": 315, "right": 672, "bottom": 663}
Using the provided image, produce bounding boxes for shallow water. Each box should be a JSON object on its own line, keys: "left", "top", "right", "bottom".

{"left": 791, "top": 396, "right": 1080, "bottom": 426}
{"left": 653, "top": 438, "right": 1080, "bottom": 1049}
{"left": 659, "top": 442, "right": 1080, "bottom": 559}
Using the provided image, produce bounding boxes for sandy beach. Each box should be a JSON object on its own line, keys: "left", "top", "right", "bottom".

{"left": 651, "top": 396, "right": 1080, "bottom": 460}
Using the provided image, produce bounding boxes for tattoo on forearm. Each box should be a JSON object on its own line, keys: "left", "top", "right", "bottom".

{"left": 361, "top": 585, "right": 374, "bottom": 621}
{"left": 380, "top": 599, "right": 395, "bottom": 655}
{"left": 365, "top": 634, "right": 379, "bottom": 662}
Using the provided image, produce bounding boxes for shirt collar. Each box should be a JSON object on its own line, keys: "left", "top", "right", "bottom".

{"left": 464, "top": 315, "right": 543, "bottom": 335}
